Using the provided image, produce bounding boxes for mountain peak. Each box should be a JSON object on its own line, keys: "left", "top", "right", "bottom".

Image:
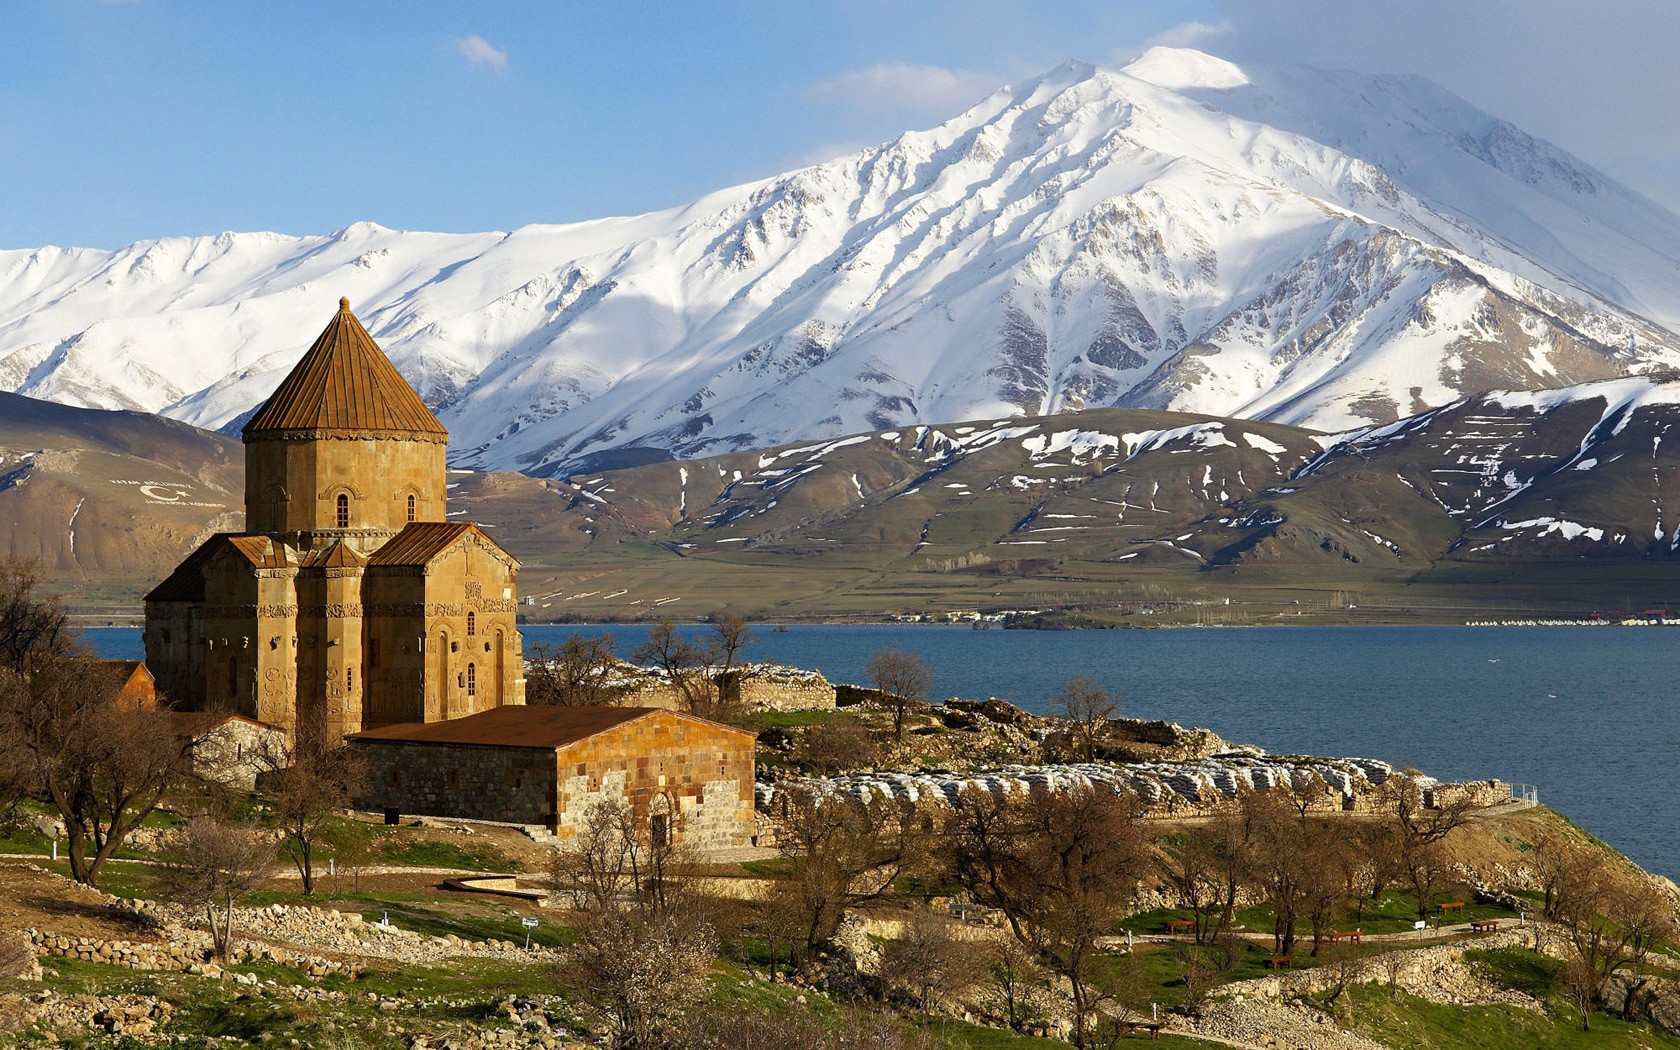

{"left": 1120, "top": 46, "right": 1250, "bottom": 91}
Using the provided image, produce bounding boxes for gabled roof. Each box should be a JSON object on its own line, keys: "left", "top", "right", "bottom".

{"left": 224, "top": 535, "right": 294, "bottom": 569}
{"left": 349, "top": 704, "right": 756, "bottom": 750}
{"left": 145, "top": 533, "right": 237, "bottom": 602}
{"left": 369, "top": 521, "right": 515, "bottom": 567}
{"left": 163, "top": 710, "right": 285, "bottom": 739}
{"left": 242, "top": 298, "right": 446, "bottom": 439}
{"left": 301, "top": 539, "right": 366, "bottom": 569}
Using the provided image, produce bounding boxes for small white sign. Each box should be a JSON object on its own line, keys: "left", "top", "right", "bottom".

{"left": 1413, "top": 920, "right": 1427, "bottom": 930}
{"left": 521, "top": 918, "right": 539, "bottom": 928}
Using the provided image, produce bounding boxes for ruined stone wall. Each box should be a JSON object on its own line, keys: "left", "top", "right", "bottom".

{"left": 614, "top": 666, "right": 835, "bottom": 713}
{"left": 349, "top": 741, "right": 559, "bottom": 829}
{"left": 188, "top": 720, "right": 287, "bottom": 791}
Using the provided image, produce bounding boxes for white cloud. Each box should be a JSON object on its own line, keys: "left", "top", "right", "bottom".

{"left": 452, "top": 35, "right": 509, "bottom": 74}
{"left": 1146, "top": 19, "right": 1234, "bottom": 50}
{"left": 805, "top": 62, "right": 1003, "bottom": 120}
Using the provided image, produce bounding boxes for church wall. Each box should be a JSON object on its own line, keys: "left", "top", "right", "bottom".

{"left": 244, "top": 434, "right": 446, "bottom": 549}
{"left": 363, "top": 570, "right": 429, "bottom": 730}
{"left": 419, "top": 540, "right": 525, "bottom": 722}
{"left": 351, "top": 741, "right": 560, "bottom": 829}
{"left": 142, "top": 602, "right": 201, "bottom": 710}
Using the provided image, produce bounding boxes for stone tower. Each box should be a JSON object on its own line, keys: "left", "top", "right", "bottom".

{"left": 144, "top": 299, "right": 525, "bottom": 743}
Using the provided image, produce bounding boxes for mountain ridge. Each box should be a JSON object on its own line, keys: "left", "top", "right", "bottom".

{"left": 6, "top": 48, "right": 1680, "bottom": 477}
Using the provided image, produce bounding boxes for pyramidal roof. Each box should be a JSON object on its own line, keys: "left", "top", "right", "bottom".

{"left": 242, "top": 298, "right": 446, "bottom": 438}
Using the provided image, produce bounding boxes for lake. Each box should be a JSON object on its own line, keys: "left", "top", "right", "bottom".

{"left": 84, "top": 623, "right": 1680, "bottom": 879}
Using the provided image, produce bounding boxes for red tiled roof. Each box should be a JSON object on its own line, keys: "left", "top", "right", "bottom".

{"left": 368, "top": 521, "right": 515, "bottom": 567}
{"left": 242, "top": 298, "right": 446, "bottom": 439}
{"left": 349, "top": 705, "right": 755, "bottom": 749}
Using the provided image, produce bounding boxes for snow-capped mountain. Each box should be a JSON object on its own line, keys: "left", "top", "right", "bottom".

{"left": 7, "top": 47, "right": 1680, "bottom": 476}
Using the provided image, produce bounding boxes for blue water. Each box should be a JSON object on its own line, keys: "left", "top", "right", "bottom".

{"left": 85, "top": 624, "right": 1680, "bottom": 878}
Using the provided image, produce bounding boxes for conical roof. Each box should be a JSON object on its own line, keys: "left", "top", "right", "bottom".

{"left": 242, "top": 298, "right": 446, "bottom": 439}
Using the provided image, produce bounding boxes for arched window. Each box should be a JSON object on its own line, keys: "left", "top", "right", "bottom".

{"left": 406, "top": 493, "right": 416, "bottom": 523}
{"left": 466, "top": 611, "right": 476, "bottom": 637}
{"left": 336, "top": 493, "right": 350, "bottom": 528}
{"left": 269, "top": 496, "right": 280, "bottom": 531}
{"left": 466, "top": 663, "right": 476, "bottom": 697}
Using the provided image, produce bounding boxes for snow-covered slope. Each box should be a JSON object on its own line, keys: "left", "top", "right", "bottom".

{"left": 6, "top": 48, "right": 1680, "bottom": 476}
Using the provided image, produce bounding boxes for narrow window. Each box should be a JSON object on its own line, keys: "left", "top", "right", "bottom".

{"left": 370, "top": 637, "right": 380, "bottom": 668}
{"left": 466, "top": 611, "right": 476, "bottom": 637}
{"left": 227, "top": 655, "right": 237, "bottom": 698}
{"left": 466, "top": 663, "right": 476, "bottom": 697}
{"left": 269, "top": 496, "right": 280, "bottom": 531}
{"left": 389, "top": 765, "right": 400, "bottom": 787}
{"left": 406, "top": 493, "right": 416, "bottom": 522}
{"left": 347, "top": 667, "right": 354, "bottom": 691}
{"left": 336, "top": 493, "right": 349, "bottom": 528}
{"left": 447, "top": 769, "right": 459, "bottom": 789}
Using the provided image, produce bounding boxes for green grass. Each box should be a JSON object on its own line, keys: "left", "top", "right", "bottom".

{"left": 1346, "top": 984, "right": 1680, "bottom": 1048}
{"left": 240, "top": 887, "right": 574, "bottom": 949}
{"left": 371, "top": 838, "right": 512, "bottom": 871}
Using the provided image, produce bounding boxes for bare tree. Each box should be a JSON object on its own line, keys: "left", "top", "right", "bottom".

{"left": 1553, "top": 847, "right": 1675, "bottom": 1030}
{"left": 262, "top": 730, "right": 366, "bottom": 895}
{"left": 1378, "top": 774, "right": 1479, "bottom": 920}
{"left": 1160, "top": 826, "right": 1224, "bottom": 944}
{"left": 552, "top": 796, "right": 690, "bottom": 915}
{"left": 793, "top": 718, "right": 880, "bottom": 775}
{"left": 633, "top": 616, "right": 756, "bottom": 720}
{"left": 162, "top": 815, "right": 277, "bottom": 962}
{"left": 768, "top": 785, "right": 922, "bottom": 957}
{"left": 526, "top": 633, "right": 623, "bottom": 706}
{"left": 865, "top": 649, "right": 931, "bottom": 741}
{"left": 0, "top": 654, "right": 185, "bottom": 887}
{"left": 985, "top": 936, "right": 1044, "bottom": 1034}
{"left": 1052, "top": 675, "right": 1118, "bottom": 763}
{"left": 949, "top": 784, "right": 1150, "bottom": 1048}
{"left": 879, "top": 906, "right": 982, "bottom": 1012}
{"left": 562, "top": 901, "right": 719, "bottom": 1049}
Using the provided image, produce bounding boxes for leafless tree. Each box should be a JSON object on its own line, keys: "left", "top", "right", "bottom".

{"left": 0, "top": 654, "right": 185, "bottom": 887}
{"left": 260, "top": 729, "right": 366, "bottom": 895}
{"left": 526, "top": 633, "right": 623, "bottom": 706}
{"left": 562, "top": 900, "right": 719, "bottom": 1049}
{"left": 162, "top": 815, "right": 277, "bottom": 962}
{"left": 865, "top": 649, "right": 931, "bottom": 741}
{"left": 949, "top": 783, "right": 1150, "bottom": 1048}
{"left": 1378, "top": 773, "right": 1479, "bottom": 920}
{"left": 768, "top": 785, "right": 922, "bottom": 957}
{"left": 633, "top": 615, "right": 756, "bottom": 720}
{"left": 552, "top": 796, "right": 690, "bottom": 915}
{"left": 1553, "top": 847, "right": 1675, "bottom": 1030}
{"left": 879, "top": 906, "right": 982, "bottom": 1012}
{"left": 1052, "top": 675, "right": 1118, "bottom": 763}
{"left": 793, "top": 718, "right": 880, "bottom": 775}
{"left": 1161, "top": 825, "right": 1224, "bottom": 944}
{"left": 986, "top": 936, "right": 1044, "bottom": 1034}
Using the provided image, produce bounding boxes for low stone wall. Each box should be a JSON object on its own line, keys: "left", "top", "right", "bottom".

{"left": 613, "top": 664, "right": 837, "bottom": 712}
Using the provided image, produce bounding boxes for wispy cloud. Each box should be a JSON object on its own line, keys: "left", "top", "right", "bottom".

{"left": 1147, "top": 20, "right": 1235, "bottom": 50}
{"left": 452, "top": 35, "right": 509, "bottom": 74}
{"left": 805, "top": 62, "right": 1002, "bottom": 120}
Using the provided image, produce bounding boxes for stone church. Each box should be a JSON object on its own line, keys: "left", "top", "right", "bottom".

{"left": 145, "top": 299, "right": 525, "bottom": 743}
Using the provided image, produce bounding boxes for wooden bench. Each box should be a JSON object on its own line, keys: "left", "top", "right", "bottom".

{"left": 1164, "top": 919, "right": 1198, "bottom": 935}
{"left": 1471, "top": 919, "right": 1500, "bottom": 933}
{"left": 1264, "top": 955, "right": 1292, "bottom": 970}
{"left": 1439, "top": 901, "right": 1466, "bottom": 915}
{"left": 1328, "top": 930, "right": 1362, "bottom": 943}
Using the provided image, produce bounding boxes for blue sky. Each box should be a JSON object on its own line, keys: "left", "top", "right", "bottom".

{"left": 5, "top": 1, "right": 1677, "bottom": 248}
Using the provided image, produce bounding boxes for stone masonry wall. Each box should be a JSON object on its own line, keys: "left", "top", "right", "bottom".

{"left": 351, "top": 740, "right": 559, "bottom": 829}
{"left": 554, "top": 713, "right": 756, "bottom": 851}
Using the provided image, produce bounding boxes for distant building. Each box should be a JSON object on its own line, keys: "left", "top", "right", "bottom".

{"left": 165, "top": 711, "right": 287, "bottom": 791}
{"left": 348, "top": 705, "right": 757, "bottom": 850}
{"left": 143, "top": 299, "right": 525, "bottom": 743}
{"left": 104, "top": 660, "right": 160, "bottom": 711}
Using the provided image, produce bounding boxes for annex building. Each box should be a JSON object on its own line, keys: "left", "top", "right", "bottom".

{"left": 144, "top": 299, "right": 525, "bottom": 744}
{"left": 348, "top": 705, "right": 758, "bottom": 849}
